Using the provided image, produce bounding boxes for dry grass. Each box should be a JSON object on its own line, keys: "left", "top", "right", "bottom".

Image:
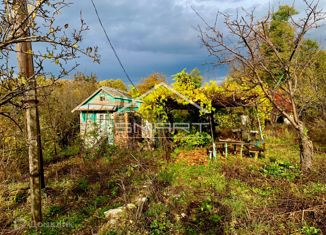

{"left": 0, "top": 131, "right": 325, "bottom": 234}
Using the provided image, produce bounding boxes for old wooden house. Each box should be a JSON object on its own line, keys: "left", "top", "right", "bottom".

{"left": 72, "top": 87, "right": 142, "bottom": 145}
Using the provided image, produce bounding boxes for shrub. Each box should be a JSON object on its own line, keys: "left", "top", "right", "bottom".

{"left": 173, "top": 132, "right": 212, "bottom": 148}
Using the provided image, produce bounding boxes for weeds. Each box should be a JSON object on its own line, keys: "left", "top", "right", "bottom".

{"left": 173, "top": 131, "right": 212, "bottom": 148}
{"left": 156, "top": 169, "right": 175, "bottom": 187}
{"left": 262, "top": 159, "right": 300, "bottom": 180}
{"left": 1, "top": 134, "right": 325, "bottom": 234}
{"left": 145, "top": 202, "right": 173, "bottom": 234}
{"left": 183, "top": 199, "right": 231, "bottom": 235}
{"left": 301, "top": 225, "right": 321, "bottom": 235}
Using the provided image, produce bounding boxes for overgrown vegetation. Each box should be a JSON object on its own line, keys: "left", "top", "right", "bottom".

{"left": 0, "top": 0, "right": 325, "bottom": 233}
{"left": 1, "top": 130, "right": 325, "bottom": 234}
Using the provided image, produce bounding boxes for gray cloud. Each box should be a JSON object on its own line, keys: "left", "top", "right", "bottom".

{"left": 55, "top": 0, "right": 326, "bottom": 83}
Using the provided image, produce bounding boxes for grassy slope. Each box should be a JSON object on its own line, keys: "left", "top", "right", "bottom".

{"left": 0, "top": 132, "right": 325, "bottom": 234}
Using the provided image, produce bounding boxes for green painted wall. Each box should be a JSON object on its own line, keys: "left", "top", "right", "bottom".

{"left": 85, "top": 91, "right": 116, "bottom": 104}
{"left": 80, "top": 90, "right": 142, "bottom": 123}
{"left": 81, "top": 112, "right": 97, "bottom": 123}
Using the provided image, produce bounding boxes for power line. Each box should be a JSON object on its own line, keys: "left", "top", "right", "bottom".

{"left": 90, "top": 0, "right": 137, "bottom": 90}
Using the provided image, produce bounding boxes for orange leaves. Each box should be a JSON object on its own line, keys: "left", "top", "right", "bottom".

{"left": 176, "top": 148, "right": 208, "bottom": 166}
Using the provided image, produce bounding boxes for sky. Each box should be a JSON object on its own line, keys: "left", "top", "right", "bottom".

{"left": 57, "top": 0, "right": 326, "bottom": 84}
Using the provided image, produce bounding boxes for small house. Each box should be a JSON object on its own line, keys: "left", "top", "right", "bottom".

{"left": 72, "top": 87, "right": 142, "bottom": 145}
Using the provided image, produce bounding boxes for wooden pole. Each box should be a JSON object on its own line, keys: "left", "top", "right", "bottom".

{"left": 224, "top": 143, "right": 228, "bottom": 158}
{"left": 209, "top": 114, "right": 216, "bottom": 158}
{"left": 240, "top": 144, "right": 243, "bottom": 158}
{"left": 13, "top": 0, "right": 43, "bottom": 224}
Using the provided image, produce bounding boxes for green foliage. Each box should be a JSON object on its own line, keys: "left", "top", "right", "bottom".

{"left": 60, "top": 145, "right": 80, "bottom": 157}
{"left": 146, "top": 203, "right": 172, "bottom": 235}
{"left": 183, "top": 199, "right": 230, "bottom": 234}
{"left": 136, "top": 73, "right": 166, "bottom": 94}
{"left": 302, "top": 182, "right": 326, "bottom": 197}
{"left": 3, "top": 120, "right": 326, "bottom": 234}
{"left": 252, "top": 186, "right": 275, "bottom": 197}
{"left": 156, "top": 169, "right": 175, "bottom": 187}
{"left": 150, "top": 219, "right": 171, "bottom": 235}
{"left": 214, "top": 108, "right": 242, "bottom": 129}
{"left": 107, "top": 180, "right": 120, "bottom": 197}
{"left": 138, "top": 68, "right": 213, "bottom": 125}
{"left": 301, "top": 225, "right": 321, "bottom": 235}
{"left": 262, "top": 160, "right": 300, "bottom": 180}
{"left": 272, "top": 5, "right": 298, "bottom": 21}
{"left": 14, "top": 190, "right": 27, "bottom": 204}
{"left": 103, "top": 232, "right": 117, "bottom": 235}
{"left": 98, "top": 79, "right": 128, "bottom": 91}
{"left": 270, "top": 5, "right": 297, "bottom": 53}
{"left": 39, "top": 75, "right": 98, "bottom": 159}
{"left": 262, "top": 5, "right": 298, "bottom": 84}
{"left": 75, "top": 178, "right": 89, "bottom": 194}
{"left": 91, "top": 195, "right": 106, "bottom": 207}
{"left": 173, "top": 131, "right": 212, "bottom": 148}
{"left": 48, "top": 205, "right": 64, "bottom": 217}
{"left": 137, "top": 84, "right": 170, "bottom": 122}
{"left": 172, "top": 69, "right": 209, "bottom": 112}
{"left": 173, "top": 68, "right": 203, "bottom": 90}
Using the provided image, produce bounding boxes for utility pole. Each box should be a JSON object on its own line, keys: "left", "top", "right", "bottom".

{"left": 12, "top": 0, "right": 43, "bottom": 224}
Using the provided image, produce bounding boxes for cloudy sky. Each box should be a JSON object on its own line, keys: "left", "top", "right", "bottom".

{"left": 59, "top": 0, "right": 326, "bottom": 84}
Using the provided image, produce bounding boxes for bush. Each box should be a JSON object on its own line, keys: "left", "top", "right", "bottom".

{"left": 173, "top": 132, "right": 212, "bottom": 148}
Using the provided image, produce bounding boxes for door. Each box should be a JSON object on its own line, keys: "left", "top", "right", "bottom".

{"left": 99, "top": 113, "right": 114, "bottom": 144}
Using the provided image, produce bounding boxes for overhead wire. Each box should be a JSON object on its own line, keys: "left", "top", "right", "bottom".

{"left": 90, "top": 0, "right": 138, "bottom": 90}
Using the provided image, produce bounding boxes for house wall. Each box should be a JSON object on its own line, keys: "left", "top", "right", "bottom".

{"left": 113, "top": 112, "right": 142, "bottom": 148}
{"left": 80, "top": 111, "right": 115, "bottom": 146}
{"left": 80, "top": 92, "right": 141, "bottom": 125}
{"left": 80, "top": 111, "right": 142, "bottom": 147}
{"left": 78, "top": 89, "right": 143, "bottom": 146}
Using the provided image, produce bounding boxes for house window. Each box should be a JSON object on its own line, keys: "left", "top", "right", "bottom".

{"left": 100, "top": 96, "right": 105, "bottom": 101}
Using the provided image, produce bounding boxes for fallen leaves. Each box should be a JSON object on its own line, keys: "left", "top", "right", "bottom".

{"left": 176, "top": 148, "right": 208, "bottom": 166}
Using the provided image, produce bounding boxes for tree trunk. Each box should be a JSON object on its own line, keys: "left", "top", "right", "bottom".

{"left": 25, "top": 98, "right": 43, "bottom": 225}
{"left": 298, "top": 123, "right": 313, "bottom": 172}
{"left": 13, "top": 0, "right": 43, "bottom": 225}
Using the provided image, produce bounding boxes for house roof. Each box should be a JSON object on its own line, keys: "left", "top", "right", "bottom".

{"left": 71, "top": 86, "right": 140, "bottom": 113}
{"left": 101, "top": 86, "right": 131, "bottom": 99}
{"left": 77, "top": 104, "right": 117, "bottom": 111}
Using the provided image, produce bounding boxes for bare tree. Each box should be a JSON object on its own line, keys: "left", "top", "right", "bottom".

{"left": 1, "top": 0, "right": 99, "bottom": 225}
{"left": 1, "top": 0, "right": 99, "bottom": 110}
{"left": 196, "top": 0, "right": 326, "bottom": 171}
